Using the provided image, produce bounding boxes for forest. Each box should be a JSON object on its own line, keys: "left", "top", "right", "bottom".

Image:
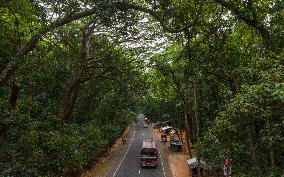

{"left": 0, "top": 0, "right": 283, "bottom": 176}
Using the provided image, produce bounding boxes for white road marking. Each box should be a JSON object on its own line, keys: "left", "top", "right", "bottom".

{"left": 139, "top": 169, "right": 141, "bottom": 174}
{"left": 154, "top": 134, "right": 166, "bottom": 177}
{"left": 158, "top": 150, "right": 167, "bottom": 177}
{"left": 112, "top": 130, "right": 136, "bottom": 177}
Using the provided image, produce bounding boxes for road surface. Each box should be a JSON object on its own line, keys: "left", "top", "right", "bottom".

{"left": 89, "top": 114, "right": 173, "bottom": 177}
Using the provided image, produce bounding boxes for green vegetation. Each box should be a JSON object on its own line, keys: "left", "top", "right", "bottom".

{"left": 0, "top": 0, "right": 283, "bottom": 176}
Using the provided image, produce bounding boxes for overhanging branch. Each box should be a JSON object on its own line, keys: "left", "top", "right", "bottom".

{"left": 116, "top": 2, "right": 195, "bottom": 33}
{"left": 213, "top": 0, "right": 274, "bottom": 49}
{"left": 0, "top": 8, "right": 98, "bottom": 86}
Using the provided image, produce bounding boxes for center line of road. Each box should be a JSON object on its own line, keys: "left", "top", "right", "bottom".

{"left": 159, "top": 150, "right": 167, "bottom": 177}
{"left": 154, "top": 135, "right": 166, "bottom": 177}
{"left": 112, "top": 130, "right": 136, "bottom": 177}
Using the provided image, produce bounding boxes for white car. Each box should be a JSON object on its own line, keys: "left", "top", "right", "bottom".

{"left": 169, "top": 130, "right": 175, "bottom": 136}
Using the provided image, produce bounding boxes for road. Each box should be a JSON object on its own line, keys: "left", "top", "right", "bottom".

{"left": 107, "top": 116, "right": 172, "bottom": 177}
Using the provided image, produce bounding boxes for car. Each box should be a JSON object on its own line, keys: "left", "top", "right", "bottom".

{"left": 161, "top": 126, "right": 173, "bottom": 135}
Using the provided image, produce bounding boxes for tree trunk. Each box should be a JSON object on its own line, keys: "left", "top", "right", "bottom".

{"left": 9, "top": 84, "right": 19, "bottom": 108}
{"left": 247, "top": 126, "right": 258, "bottom": 170}
{"left": 58, "top": 80, "right": 81, "bottom": 122}
{"left": 0, "top": 84, "right": 20, "bottom": 136}
{"left": 193, "top": 77, "right": 199, "bottom": 144}
{"left": 230, "top": 69, "right": 241, "bottom": 94}
{"left": 188, "top": 112, "right": 195, "bottom": 144}
{"left": 269, "top": 141, "right": 276, "bottom": 168}
{"left": 0, "top": 124, "right": 10, "bottom": 137}
{"left": 193, "top": 76, "right": 201, "bottom": 177}
{"left": 184, "top": 111, "right": 193, "bottom": 158}
{"left": 57, "top": 27, "right": 91, "bottom": 122}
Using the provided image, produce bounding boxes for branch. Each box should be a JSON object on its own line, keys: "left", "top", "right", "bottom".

{"left": 247, "top": 0, "right": 258, "bottom": 22}
{"left": 213, "top": 0, "right": 274, "bottom": 49}
{"left": 80, "top": 71, "right": 113, "bottom": 83}
{"left": 86, "top": 56, "right": 106, "bottom": 66}
{"left": 0, "top": 8, "right": 98, "bottom": 86}
{"left": 86, "top": 58, "right": 137, "bottom": 69}
{"left": 116, "top": 2, "right": 195, "bottom": 33}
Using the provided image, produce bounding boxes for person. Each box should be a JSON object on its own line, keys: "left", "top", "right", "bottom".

{"left": 191, "top": 168, "right": 197, "bottom": 177}
{"left": 122, "top": 137, "right": 126, "bottom": 144}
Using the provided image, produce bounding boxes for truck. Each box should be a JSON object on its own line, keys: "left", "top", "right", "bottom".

{"left": 140, "top": 139, "right": 158, "bottom": 168}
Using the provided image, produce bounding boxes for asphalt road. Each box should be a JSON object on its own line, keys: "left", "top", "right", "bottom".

{"left": 108, "top": 115, "right": 173, "bottom": 177}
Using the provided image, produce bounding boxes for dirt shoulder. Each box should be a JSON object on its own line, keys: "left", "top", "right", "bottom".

{"left": 150, "top": 127, "right": 191, "bottom": 177}
{"left": 80, "top": 124, "right": 133, "bottom": 177}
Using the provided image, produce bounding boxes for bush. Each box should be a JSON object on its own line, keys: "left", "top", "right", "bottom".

{"left": 0, "top": 114, "right": 129, "bottom": 176}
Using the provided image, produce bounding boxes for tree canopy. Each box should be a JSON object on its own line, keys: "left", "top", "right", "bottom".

{"left": 0, "top": 0, "right": 283, "bottom": 176}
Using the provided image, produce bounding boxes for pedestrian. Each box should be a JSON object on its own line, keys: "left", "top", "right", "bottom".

{"left": 192, "top": 168, "right": 197, "bottom": 177}
{"left": 122, "top": 137, "right": 126, "bottom": 144}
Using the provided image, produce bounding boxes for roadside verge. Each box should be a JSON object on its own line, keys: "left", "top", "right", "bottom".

{"left": 80, "top": 123, "right": 134, "bottom": 177}
{"left": 150, "top": 126, "right": 190, "bottom": 177}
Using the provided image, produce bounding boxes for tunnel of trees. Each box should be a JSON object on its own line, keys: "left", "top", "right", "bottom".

{"left": 0, "top": 0, "right": 283, "bottom": 176}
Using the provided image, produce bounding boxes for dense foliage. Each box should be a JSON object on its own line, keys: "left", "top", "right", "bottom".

{"left": 0, "top": 0, "right": 283, "bottom": 176}
{"left": 140, "top": 0, "right": 283, "bottom": 176}
{"left": 0, "top": 1, "right": 146, "bottom": 176}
